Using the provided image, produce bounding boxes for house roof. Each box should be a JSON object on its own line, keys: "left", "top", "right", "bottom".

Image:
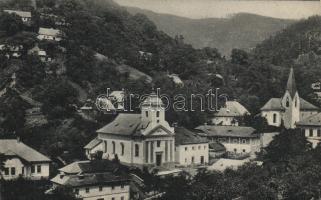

{"left": 84, "top": 137, "right": 102, "bottom": 149}
{"left": 51, "top": 172, "right": 130, "bottom": 187}
{"left": 214, "top": 101, "right": 249, "bottom": 117}
{"left": 0, "top": 139, "right": 51, "bottom": 163}
{"left": 286, "top": 68, "right": 297, "bottom": 98}
{"left": 261, "top": 97, "right": 319, "bottom": 111}
{"left": 209, "top": 142, "right": 226, "bottom": 152}
{"left": 38, "top": 27, "right": 60, "bottom": 37}
{"left": 4, "top": 10, "right": 31, "bottom": 18}
{"left": 297, "top": 113, "right": 321, "bottom": 126}
{"left": 97, "top": 113, "right": 143, "bottom": 136}
{"left": 174, "top": 127, "right": 208, "bottom": 145}
{"left": 59, "top": 160, "right": 121, "bottom": 174}
{"left": 195, "top": 125, "right": 258, "bottom": 138}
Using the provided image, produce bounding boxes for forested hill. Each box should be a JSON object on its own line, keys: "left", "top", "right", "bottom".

{"left": 126, "top": 6, "right": 295, "bottom": 56}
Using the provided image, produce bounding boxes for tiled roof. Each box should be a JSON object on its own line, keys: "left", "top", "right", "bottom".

{"left": 297, "top": 113, "right": 321, "bottom": 126}
{"left": 0, "top": 139, "right": 51, "bottom": 163}
{"left": 4, "top": 10, "right": 31, "bottom": 18}
{"left": 38, "top": 27, "right": 60, "bottom": 36}
{"left": 84, "top": 137, "right": 102, "bottom": 149}
{"left": 59, "top": 160, "right": 121, "bottom": 174}
{"left": 174, "top": 127, "right": 208, "bottom": 145}
{"left": 214, "top": 101, "right": 250, "bottom": 117}
{"left": 261, "top": 97, "right": 319, "bottom": 111}
{"left": 97, "top": 113, "right": 144, "bottom": 136}
{"left": 196, "top": 125, "right": 258, "bottom": 138}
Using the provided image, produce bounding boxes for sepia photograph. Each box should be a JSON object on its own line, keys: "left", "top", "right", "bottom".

{"left": 0, "top": 0, "right": 320, "bottom": 199}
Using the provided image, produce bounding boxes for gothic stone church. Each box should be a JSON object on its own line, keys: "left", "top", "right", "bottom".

{"left": 261, "top": 68, "right": 319, "bottom": 129}
{"left": 85, "top": 92, "right": 176, "bottom": 168}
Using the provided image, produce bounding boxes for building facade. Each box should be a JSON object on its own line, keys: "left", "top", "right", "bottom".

{"left": 85, "top": 93, "right": 176, "bottom": 168}
{"left": 297, "top": 113, "right": 321, "bottom": 148}
{"left": 51, "top": 160, "right": 130, "bottom": 200}
{"left": 174, "top": 127, "right": 209, "bottom": 166}
{"left": 261, "top": 68, "right": 319, "bottom": 129}
{"left": 196, "top": 125, "right": 261, "bottom": 158}
{"left": 0, "top": 139, "right": 51, "bottom": 180}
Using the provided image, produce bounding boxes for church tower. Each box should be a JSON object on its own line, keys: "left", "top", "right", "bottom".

{"left": 281, "top": 68, "right": 300, "bottom": 129}
{"left": 141, "top": 92, "right": 166, "bottom": 127}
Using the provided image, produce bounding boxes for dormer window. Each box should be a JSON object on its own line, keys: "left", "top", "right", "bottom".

{"left": 286, "top": 97, "right": 290, "bottom": 107}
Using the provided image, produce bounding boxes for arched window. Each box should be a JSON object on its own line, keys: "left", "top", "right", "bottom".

{"left": 135, "top": 144, "right": 139, "bottom": 157}
{"left": 156, "top": 111, "right": 160, "bottom": 118}
{"left": 145, "top": 111, "right": 148, "bottom": 117}
{"left": 295, "top": 97, "right": 297, "bottom": 107}
{"left": 286, "top": 97, "right": 290, "bottom": 107}
{"left": 273, "top": 113, "right": 277, "bottom": 123}
{"left": 112, "top": 141, "right": 115, "bottom": 154}
{"left": 104, "top": 141, "right": 107, "bottom": 153}
{"left": 120, "top": 143, "right": 124, "bottom": 156}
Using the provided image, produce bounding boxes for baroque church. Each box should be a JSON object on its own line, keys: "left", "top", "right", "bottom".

{"left": 261, "top": 68, "right": 319, "bottom": 129}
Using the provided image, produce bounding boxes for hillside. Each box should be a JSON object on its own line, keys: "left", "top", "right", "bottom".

{"left": 126, "top": 7, "right": 295, "bottom": 56}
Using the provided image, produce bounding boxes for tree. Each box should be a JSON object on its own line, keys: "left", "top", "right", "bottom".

{"left": 0, "top": 12, "right": 23, "bottom": 36}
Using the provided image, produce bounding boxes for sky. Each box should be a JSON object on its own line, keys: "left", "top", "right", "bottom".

{"left": 114, "top": 0, "right": 321, "bottom": 19}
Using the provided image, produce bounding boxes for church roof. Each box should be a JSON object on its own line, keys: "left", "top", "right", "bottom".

{"left": 297, "top": 113, "right": 321, "bottom": 126}
{"left": 286, "top": 68, "right": 297, "bottom": 98}
{"left": 195, "top": 125, "right": 258, "bottom": 138}
{"left": 97, "top": 113, "right": 144, "bottom": 136}
{"left": 214, "top": 101, "right": 249, "bottom": 117}
{"left": 175, "top": 127, "right": 208, "bottom": 145}
{"left": 261, "top": 97, "right": 319, "bottom": 111}
{"left": 0, "top": 139, "right": 51, "bottom": 163}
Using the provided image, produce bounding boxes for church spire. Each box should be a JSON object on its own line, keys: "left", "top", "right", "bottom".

{"left": 286, "top": 67, "right": 297, "bottom": 98}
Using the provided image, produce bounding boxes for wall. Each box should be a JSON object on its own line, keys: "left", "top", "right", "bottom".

{"left": 261, "top": 111, "right": 282, "bottom": 127}
{"left": 303, "top": 127, "right": 321, "bottom": 148}
{"left": 175, "top": 143, "right": 209, "bottom": 166}
{"left": 75, "top": 184, "right": 130, "bottom": 200}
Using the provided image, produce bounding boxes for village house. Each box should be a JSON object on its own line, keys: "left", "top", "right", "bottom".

{"left": 261, "top": 68, "right": 319, "bottom": 129}
{"left": 37, "top": 27, "right": 62, "bottom": 41}
{"left": 0, "top": 139, "right": 51, "bottom": 180}
{"left": 174, "top": 127, "right": 209, "bottom": 166}
{"left": 196, "top": 125, "right": 261, "bottom": 158}
{"left": 211, "top": 100, "right": 250, "bottom": 126}
{"left": 297, "top": 113, "right": 321, "bottom": 148}
{"left": 4, "top": 10, "right": 32, "bottom": 24}
{"left": 51, "top": 160, "right": 130, "bottom": 200}
{"left": 85, "top": 92, "right": 176, "bottom": 168}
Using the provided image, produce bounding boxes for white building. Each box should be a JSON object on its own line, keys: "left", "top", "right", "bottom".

{"left": 37, "top": 27, "right": 62, "bottom": 41}
{"left": 196, "top": 125, "right": 261, "bottom": 158}
{"left": 0, "top": 139, "right": 51, "bottom": 180}
{"left": 4, "top": 10, "right": 32, "bottom": 23}
{"left": 261, "top": 68, "right": 319, "bottom": 129}
{"left": 51, "top": 160, "right": 130, "bottom": 200}
{"left": 85, "top": 92, "right": 176, "bottom": 168}
{"left": 211, "top": 100, "right": 250, "bottom": 126}
{"left": 297, "top": 113, "right": 321, "bottom": 148}
{"left": 174, "top": 127, "right": 209, "bottom": 166}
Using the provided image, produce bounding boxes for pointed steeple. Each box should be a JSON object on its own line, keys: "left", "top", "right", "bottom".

{"left": 286, "top": 67, "right": 297, "bottom": 98}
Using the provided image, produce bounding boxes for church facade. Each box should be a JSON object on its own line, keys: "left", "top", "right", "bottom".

{"left": 261, "top": 68, "right": 319, "bottom": 129}
{"left": 85, "top": 92, "right": 176, "bottom": 168}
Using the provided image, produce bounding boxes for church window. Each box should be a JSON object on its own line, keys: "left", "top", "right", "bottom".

{"left": 156, "top": 111, "right": 160, "bottom": 118}
{"left": 295, "top": 97, "right": 297, "bottom": 107}
{"left": 273, "top": 113, "right": 277, "bottom": 123}
{"left": 185, "top": 147, "right": 188, "bottom": 151}
{"left": 104, "top": 141, "right": 107, "bottom": 153}
{"left": 157, "top": 141, "right": 161, "bottom": 147}
{"left": 135, "top": 144, "right": 139, "bottom": 157}
{"left": 145, "top": 111, "right": 148, "bottom": 117}
{"left": 120, "top": 143, "right": 124, "bottom": 156}
{"left": 112, "top": 141, "right": 115, "bottom": 154}
{"left": 309, "top": 129, "right": 313, "bottom": 137}
{"left": 286, "top": 97, "right": 290, "bottom": 107}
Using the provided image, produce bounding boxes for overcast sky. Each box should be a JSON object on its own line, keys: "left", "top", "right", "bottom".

{"left": 114, "top": 0, "right": 321, "bottom": 19}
